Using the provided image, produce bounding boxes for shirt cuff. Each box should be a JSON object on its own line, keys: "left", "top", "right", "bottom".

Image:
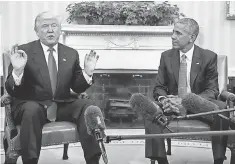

{"left": 12, "top": 69, "right": 24, "bottom": 86}
{"left": 83, "top": 71, "right": 93, "bottom": 85}
{"left": 158, "top": 96, "right": 166, "bottom": 103}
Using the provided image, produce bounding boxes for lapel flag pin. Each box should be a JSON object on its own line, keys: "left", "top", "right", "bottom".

{"left": 63, "top": 58, "right": 66, "bottom": 61}
{"left": 196, "top": 62, "right": 199, "bottom": 64}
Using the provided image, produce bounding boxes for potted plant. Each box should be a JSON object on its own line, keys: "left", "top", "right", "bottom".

{"left": 66, "top": 1, "right": 99, "bottom": 25}
{"left": 66, "top": 1, "right": 185, "bottom": 26}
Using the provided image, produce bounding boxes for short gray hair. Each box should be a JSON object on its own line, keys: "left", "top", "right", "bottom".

{"left": 34, "top": 11, "right": 61, "bottom": 32}
{"left": 176, "top": 18, "right": 199, "bottom": 37}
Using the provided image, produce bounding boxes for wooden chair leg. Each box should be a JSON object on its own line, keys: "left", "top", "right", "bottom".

{"left": 150, "top": 159, "right": 155, "bottom": 164}
{"left": 62, "top": 143, "right": 69, "bottom": 160}
{"left": 166, "top": 138, "right": 171, "bottom": 155}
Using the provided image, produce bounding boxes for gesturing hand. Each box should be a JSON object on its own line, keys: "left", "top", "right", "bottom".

{"left": 9, "top": 44, "right": 27, "bottom": 76}
{"left": 84, "top": 50, "right": 99, "bottom": 76}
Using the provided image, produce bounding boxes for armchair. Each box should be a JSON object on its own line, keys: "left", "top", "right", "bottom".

{"left": 163, "top": 55, "right": 235, "bottom": 164}
{"left": 1, "top": 52, "right": 90, "bottom": 164}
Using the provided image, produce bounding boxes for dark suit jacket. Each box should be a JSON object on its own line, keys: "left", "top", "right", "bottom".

{"left": 153, "top": 45, "right": 219, "bottom": 101}
{"left": 5, "top": 40, "right": 91, "bottom": 111}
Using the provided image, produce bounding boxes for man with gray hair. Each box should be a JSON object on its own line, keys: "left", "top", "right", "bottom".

{"left": 137, "top": 18, "right": 229, "bottom": 164}
{"left": 5, "top": 11, "right": 102, "bottom": 164}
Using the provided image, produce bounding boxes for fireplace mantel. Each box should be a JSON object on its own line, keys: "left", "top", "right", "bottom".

{"left": 61, "top": 24, "right": 173, "bottom": 35}
{"left": 60, "top": 24, "right": 173, "bottom": 74}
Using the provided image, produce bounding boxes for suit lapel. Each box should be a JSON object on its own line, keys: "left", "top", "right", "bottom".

{"left": 32, "top": 40, "right": 52, "bottom": 93}
{"left": 190, "top": 45, "right": 202, "bottom": 88}
{"left": 56, "top": 43, "right": 67, "bottom": 91}
{"left": 171, "top": 49, "right": 180, "bottom": 85}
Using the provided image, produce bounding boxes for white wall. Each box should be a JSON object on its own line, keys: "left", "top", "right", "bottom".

{"left": 1, "top": 1, "right": 235, "bottom": 75}
{"left": 174, "top": 1, "right": 235, "bottom": 76}
{"left": 0, "top": 10, "right": 2, "bottom": 76}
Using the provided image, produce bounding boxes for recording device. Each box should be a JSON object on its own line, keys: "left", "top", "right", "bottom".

{"left": 181, "top": 93, "right": 230, "bottom": 122}
{"left": 129, "top": 93, "right": 173, "bottom": 132}
{"left": 84, "top": 106, "right": 108, "bottom": 164}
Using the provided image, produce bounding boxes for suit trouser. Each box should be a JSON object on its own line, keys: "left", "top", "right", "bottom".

{"left": 13, "top": 99, "right": 101, "bottom": 164}
{"left": 145, "top": 99, "right": 229, "bottom": 161}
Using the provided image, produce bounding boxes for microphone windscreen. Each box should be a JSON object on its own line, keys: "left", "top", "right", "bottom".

{"left": 129, "top": 93, "right": 162, "bottom": 122}
{"left": 181, "top": 93, "right": 219, "bottom": 121}
{"left": 84, "top": 105, "right": 106, "bottom": 135}
{"left": 228, "top": 93, "right": 235, "bottom": 102}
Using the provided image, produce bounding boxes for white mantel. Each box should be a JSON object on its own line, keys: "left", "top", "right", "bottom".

{"left": 60, "top": 24, "right": 173, "bottom": 74}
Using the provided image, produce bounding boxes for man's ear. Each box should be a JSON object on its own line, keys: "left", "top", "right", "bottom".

{"left": 35, "top": 31, "right": 40, "bottom": 38}
{"left": 189, "top": 34, "right": 197, "bottom": 43}
{"left": 34, "top": 27, "right": 39, "bottom": 37}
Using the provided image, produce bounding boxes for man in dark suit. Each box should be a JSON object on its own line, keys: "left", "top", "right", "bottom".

{"left": 5, "top": 11, "right": 102, "bottom": 164}
{"left": 142, "top": 18, "right": 229, "bottom": 164}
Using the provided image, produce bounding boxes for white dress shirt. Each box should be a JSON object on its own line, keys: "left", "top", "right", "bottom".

{"left": 12, "top": 42, "right": 93, "bottom": 85}
{"left": 179, "top": 44, "right": 194, "bottom": 93}
{"left": 158, "top": 45, "right": 195, "bottom": 102}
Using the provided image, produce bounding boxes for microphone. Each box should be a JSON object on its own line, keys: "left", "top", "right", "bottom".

{"left": 84, "top": 105, "right": 108, "bottom": 164}
{"left": 181, "top": 93, "right": 230, "bottom": 122}
{"left": 129, "top": 93, "right": 173, "bottom": 132}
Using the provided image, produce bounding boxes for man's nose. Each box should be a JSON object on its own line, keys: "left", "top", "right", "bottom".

{"left": 171, "top": 33, "right": 176, "bottom": 40}
{"left": 48, "top": 25, "right": 54, "bottom": 32}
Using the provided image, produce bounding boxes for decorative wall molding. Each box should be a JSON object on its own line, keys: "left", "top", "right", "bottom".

{"left": 61, "top": 24, "right": 173, "bottom": 36}
{"left": 61, "top": 24, "right": 173, "bottom": 73}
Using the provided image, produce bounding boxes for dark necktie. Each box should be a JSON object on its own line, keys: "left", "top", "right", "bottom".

{"left": 178, "top": 54, "right": 187, "bottom": 98}
{"left": 47, "top": 47, "right": 57, "bottom": 121}
{"left": 48, "top": 47, "right": 57, "bottom": 95}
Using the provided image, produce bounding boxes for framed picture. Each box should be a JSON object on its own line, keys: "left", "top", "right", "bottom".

{"left": 226, "top": 1, "right": 235, "bottom": 20}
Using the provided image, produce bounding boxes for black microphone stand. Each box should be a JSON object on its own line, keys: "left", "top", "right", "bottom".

{"left": 176, "top": 107, "right": 235, "bottom": 122}
{"left": 105, "top": 130, "right": 235, "bottom": 143}
{"left": 94, "top": 129, "right": 108, "bottom": 164}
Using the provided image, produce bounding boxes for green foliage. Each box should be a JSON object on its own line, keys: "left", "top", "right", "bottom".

{"left": 66, "top": 1, "right": 185, "bottom": 26}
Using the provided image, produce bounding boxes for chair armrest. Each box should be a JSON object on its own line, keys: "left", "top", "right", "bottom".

{"left": 220, "top": 91, "right": 235, "bottom": 128}
{"left": 1, "top": 93, "right": 18, "bottom": 139}
{"left": 1, "top": 93, "right": 12, "bottom": 106}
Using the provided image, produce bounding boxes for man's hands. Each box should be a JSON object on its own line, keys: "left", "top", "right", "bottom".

{"left": 84, "top": 50, "right": 99, "bottom": 76}
{"left": 8, "top": 44, "right": 27, "bottom": 76}
{"left": 161, "top": 95, "right": 183, "bottom": 115}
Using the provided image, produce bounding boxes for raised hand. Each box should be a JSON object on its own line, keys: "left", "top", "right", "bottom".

{"left": 9, "top": 44, "right": 27, "bottom": 76}
{"left": 84, "top": 50, "right": 99, "bottom": 76}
